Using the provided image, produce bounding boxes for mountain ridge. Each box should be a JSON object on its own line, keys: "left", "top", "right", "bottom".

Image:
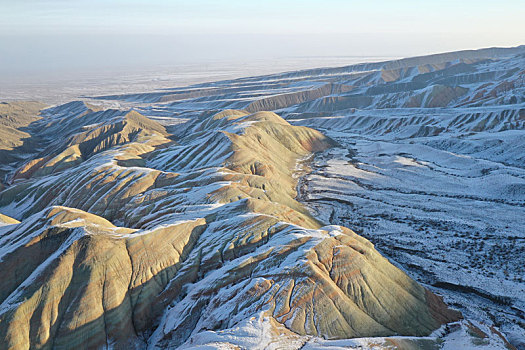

{"left": 0, "top": 107, "right": 461, "bottom": 349}
{"left": 1, "top": 45, "right": 523, "bottom": 349}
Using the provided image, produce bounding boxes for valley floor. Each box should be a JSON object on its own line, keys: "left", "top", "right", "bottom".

{"left": 2, "top": 46, "right": 524, "bottom": 349}
{"left": 291, "top": 113, "right": 525, "bottom": 347}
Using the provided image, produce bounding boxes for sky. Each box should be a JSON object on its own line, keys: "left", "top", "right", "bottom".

{"left": 1, "top": 0, "right": 524, "bottom": 83}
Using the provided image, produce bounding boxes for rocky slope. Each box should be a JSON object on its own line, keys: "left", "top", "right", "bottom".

{"left": 0, "top": 105, "right": 463, "bottom": 349}
{"left": 1, "top": 46, "right": 523, "bottom": 349}
{"left": 0, "top": 101, "right": 48, "bottom": 184}
{"left": 0, "top": 101, "right": 46, "bottom": 151}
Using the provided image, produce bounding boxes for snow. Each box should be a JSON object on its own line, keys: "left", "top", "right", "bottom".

{"left": 2, "top": 47, "right": 524, "bottom": 349}
{"left": 293, "top": 105, "right": 525, "bottom": 343}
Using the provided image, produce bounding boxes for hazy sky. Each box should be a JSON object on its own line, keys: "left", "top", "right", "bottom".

{"left": 1, "top": 0, "right": 524, "bottom": 81}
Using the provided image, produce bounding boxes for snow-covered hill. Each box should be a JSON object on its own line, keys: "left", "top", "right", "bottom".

{"left": 0, "top": 46, "right": 523, "bottom": 349}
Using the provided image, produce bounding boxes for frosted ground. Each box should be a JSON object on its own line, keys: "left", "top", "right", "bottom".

{"left": 91, "top": 46, "right": 525, "bottom": 348}
{"left": 1, "top": 46, "right": 523, "bottom": 349}
{"left": 292, "top": 109, "right": 525, "bottom": 347}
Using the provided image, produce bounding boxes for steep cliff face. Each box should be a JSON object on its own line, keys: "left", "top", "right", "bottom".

{"left": 0, "top": 107, "right": 461, "bottom": 349}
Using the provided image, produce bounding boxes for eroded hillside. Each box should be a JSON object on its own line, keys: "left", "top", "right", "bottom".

{"left": 0, "top": 105, "right": 463, "bottom": 349}
{"left": 1, "top": 46, "right": 523, "bottom": 350}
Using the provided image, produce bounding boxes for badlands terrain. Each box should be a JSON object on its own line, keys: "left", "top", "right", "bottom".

{"left": 0, "top": 46, "right": 524, "bottom": 349}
